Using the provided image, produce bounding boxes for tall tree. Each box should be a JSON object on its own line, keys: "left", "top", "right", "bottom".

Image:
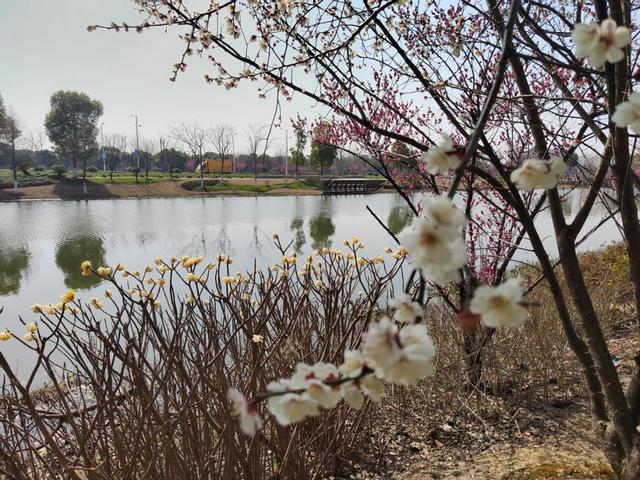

{"left": 156, "top": 148, "right": 188, "bottom": 180}
{"left": 172, "top": 123, "right": 208, "bottom": 188}
{"left": 0, "top": 95, "right": 22, "bottom": 192}
{"left": 309, "top": 122, "right": 336, "bottom": 180}
{"left": 290, "top": 122, "right": 307, "bottom": 179}
{"left": 245, "top": 125, "right": 271, "bottom": 183}
{"left": 209, "top": 125, "right": 234, "bottom": 180}
{"left": 44, "top": 91, "right": 103, "bottom": 193}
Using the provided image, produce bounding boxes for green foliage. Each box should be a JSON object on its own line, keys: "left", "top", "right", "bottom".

{"left": 51, "top": 164, "right": 67, "bottom": 178}
{"left": 390, "top": 140, "right": 417, "bottom": 167}
{"left": 182, "top": 180, "right": 317, "bottom": 193}
{"left": 291, "top": 125, "right": 307, "bottom": 168}
{"left": 309, "top": 123, "right": 337, "bottom": 176}
{"left": 44, "top": 91, "right": 103, "bottom": 169}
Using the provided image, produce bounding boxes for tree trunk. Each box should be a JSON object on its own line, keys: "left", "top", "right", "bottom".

{"left": 82, "top": 158, "right": 87, "bottom": 195}
{"left": 619, "top": 445, "right": 640, "bottom": 480}
{"left": 71, "top": 154, "right": 77, "bottom": 178}
{"left": 221, "top": 157, "right": 225, "bottom": 181}
{"left": 11, "top": 136, "right": 17, "bottom": 193}
{"left": 254, "top": 154, "right": 258, "bottom": 185}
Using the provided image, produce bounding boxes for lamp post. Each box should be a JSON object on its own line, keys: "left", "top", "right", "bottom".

{"left": 131, "top": 114, "right": 141, "bottom": 169}
{"left": 281, "top": 127, "right": 289, "bottom": 177}
{"left": 232, "top": 132, "right": 237, "bottom": 173}
{"left": 100, "top": 122, "right": 105, "bottom": 172}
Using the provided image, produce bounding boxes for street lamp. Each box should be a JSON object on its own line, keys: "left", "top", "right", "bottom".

{"left": 131, "top": 114, "right": 142, "bottom": 169}
{"left": 100, "top": 122, "right": 105, "bottom": 172}
{"left": 232, "top": 132, "right": 237, "bottom": 173}
{"left": 282, "top": 127, "right": 289, "bottom": 177}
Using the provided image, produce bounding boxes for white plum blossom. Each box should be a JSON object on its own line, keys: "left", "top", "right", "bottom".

{"left": 362, "top": 317, "right": 401, "bottom": 371}
{"left": 362, "top": 317, "right": 436, "bottom": 385}
{"left": 469, "top": 278, "right": 527, "bottom": 329}
{"left": 228, "top": 388, "right": 262, "bottom": 436}
{"left": 420, "top": 134, "right": 462, "bottom": 174}
{"left": 422, "top": 195, "right": 467, "bottom": 229}
{"left": 290, "top": 362, "right": 341, "bottom": 409}
{"left": 339, "top": 350, "right": 385, "bottom": 410}
{"left": 386, "top": 324, "right": 436, "bottom": 385}
{"left": 510, "top": 156, "right": 568, "bottom": 190}
{"left": 266, "top": 379, "right": 321, "bottom": 426}
{"left": 389, "top": 293, "right": 423, "bottom": 323}
{"left": 571, "top": 19, "right": 631, "bottom": 69}
{"left": 612, "top": 92, "right": 640, "bottom": 133}
{"left": 402, "top": 196, "right": 468, "bottom": 284}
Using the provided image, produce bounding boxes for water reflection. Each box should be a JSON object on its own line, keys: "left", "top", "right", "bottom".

{"left": 0, "top": 244, "right": 30, "bottom": 296}
{"left": 290, "top": 218, "right": 306, "bottom": 253}
{"left": 387, "top": 204, "right": 413, "bottom": 235}
{"left": 55, "top": 233, "right": 106, "bottom": 290}
{"left": 309, "top": 215, "right": 335, "bottom": 249}
{"left": 0, "top": 190, "right": 629, "bottom": 335}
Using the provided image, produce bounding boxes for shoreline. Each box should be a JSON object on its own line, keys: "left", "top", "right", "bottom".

{"left": 0, "top": 177, "right": 401, "bottom": 202}
{"left": 0, "top": 178, "right": 319, "bottom": 203}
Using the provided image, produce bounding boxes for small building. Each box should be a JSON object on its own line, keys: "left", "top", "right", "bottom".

{"left": 197, "top": 159, "right": 233, "bottom": 173}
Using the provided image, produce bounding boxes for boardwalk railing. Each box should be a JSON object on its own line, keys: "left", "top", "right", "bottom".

{"left": 322, "top": 178, "right": 385, "bottom": 195}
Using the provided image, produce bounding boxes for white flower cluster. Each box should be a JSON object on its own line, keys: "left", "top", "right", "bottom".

{"left": 613, "top": 93, "right": 640, "bottom": 133}
{"left": 362, "top": 317, "right": 435, "bottom": 385}
{"left": 571, "top": 19, "right": 631, "bottom": 69}
{"left": 228, "top": 311, "right": 437, "bottom": 434}
{"left": 389, "top": 293, "right": 423, "bottom": 323}
{"left": 510, "top": 156, "right": 567, "bottom": 190}
{"left": 420, "top": 134, "right": 462, "bottom": 175}
{"left": 402, "top": 196, "right": 467, "bottom": 284}
{"left": 469, "top": 278, "right": 527, "bottom": 329}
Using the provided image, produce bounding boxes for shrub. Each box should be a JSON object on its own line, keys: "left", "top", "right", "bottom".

{"left": 51, "top": 164, "right": 66, "bottom": 178}
{"left": 181, "top": 179, "right": 220, "bottom": 191}
{"left": 0, "top": 246, "right": 404, "bottom": 478}
{"left": 87, "top": 166, "right": 98, "bottom": 173}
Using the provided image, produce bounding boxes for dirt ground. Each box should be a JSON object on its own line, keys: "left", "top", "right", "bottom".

{"left": 0, "top": 177, "right": 320, "bottom": 201}
{"left": 342, "top": 334, "right": 640, "bottom": 480}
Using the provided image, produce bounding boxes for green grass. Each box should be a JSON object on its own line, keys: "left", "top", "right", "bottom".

{"left": 87, "top": 176, "right": 164, "bottom": 185}
{"left": 183, "top": 180, "right": 318, "bottom": 193}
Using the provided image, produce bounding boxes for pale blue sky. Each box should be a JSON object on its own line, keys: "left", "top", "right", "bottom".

{"left": 1, "top": 0, "right": 304, "bottom": 152}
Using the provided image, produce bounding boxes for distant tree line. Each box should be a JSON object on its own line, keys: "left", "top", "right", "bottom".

{"left": 0, "top": 90, "right": 383, "bottom": 188}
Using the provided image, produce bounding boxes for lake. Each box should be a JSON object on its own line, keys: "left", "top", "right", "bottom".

{"left": 0, "top": 189, "right": 626, "bottom": 375}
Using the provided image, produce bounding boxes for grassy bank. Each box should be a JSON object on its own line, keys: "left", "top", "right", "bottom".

{"left": 182, "top": 178, "right": 319, "bottom": 193}
{"left": 0, "top": 174, "right": 325, "bottom": 201}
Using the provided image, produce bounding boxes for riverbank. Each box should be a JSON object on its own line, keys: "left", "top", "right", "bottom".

{"left": 0, "top": 177, "right": 326, "bottom": 201}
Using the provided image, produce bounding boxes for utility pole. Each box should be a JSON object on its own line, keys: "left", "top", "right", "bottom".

{"left": 100, "top": 122, "right": 105, "bottom": 172}
{"left": 232, "top": 132, "right": 237, "bottom": 173}
{"left": 131, "top": 114, "right": 141, "bottom": 169}
{"left": 284, "top": 128, "right": 289, "bottom": 177}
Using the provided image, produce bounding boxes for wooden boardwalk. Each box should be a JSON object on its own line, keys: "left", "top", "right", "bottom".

{"left": 322, "top": 178, "right": 385, "bottom": 195}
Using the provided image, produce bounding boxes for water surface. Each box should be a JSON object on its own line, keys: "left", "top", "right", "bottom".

{"left": 0, "top": 190, "right": 627, "bottom": 376}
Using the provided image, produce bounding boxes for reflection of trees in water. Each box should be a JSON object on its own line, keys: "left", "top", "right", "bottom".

{"left": 55, "top": 234, "right": 106, "bottom": 289}
{"left": 290, "top": 218, "right": 306, "bottom": 253}
{"left": 309, "top": 215, "right": 335, "bottom": 249}
{"left": 247, "top": 224, "right": 265, "bottom": 258}
{"left": 216, "top": 224, "right": 234, "bottom": 256}
{"left": 309, "top": 197, "right": 335, "bottom": 249}
{"left": 0, "top": 244, "right": 30, "bottom": 295}
{"left": 387, "top": 205, "right": 413, "bottom": 235}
